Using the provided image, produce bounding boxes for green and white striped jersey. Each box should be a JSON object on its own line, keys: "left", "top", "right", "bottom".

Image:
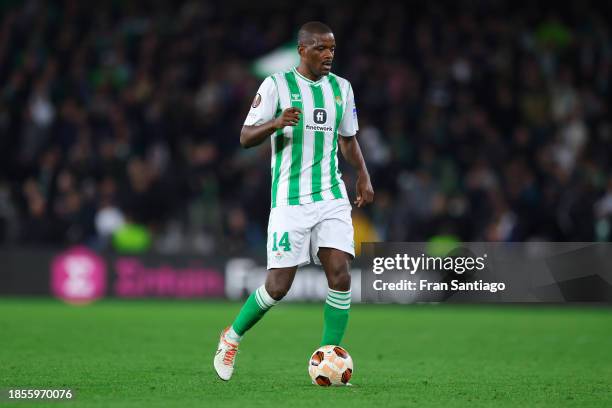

{"left": 245, "top": 68, "right": 359, "bottom": 208}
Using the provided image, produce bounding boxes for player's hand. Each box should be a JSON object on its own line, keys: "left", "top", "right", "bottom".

{"left": 273, "top": 107, "right": 301, "bottom": 129}
{"left": 355, "top": 173, "right": 374, "bottom": 207}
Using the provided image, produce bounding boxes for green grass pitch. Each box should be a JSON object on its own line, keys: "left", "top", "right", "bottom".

{"left": 1, "top": 299, "right": 611, "bottom": 407}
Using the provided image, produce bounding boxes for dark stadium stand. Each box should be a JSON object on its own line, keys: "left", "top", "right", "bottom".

{"left": 0, "top": 1, "right": 610, "bottom": 253}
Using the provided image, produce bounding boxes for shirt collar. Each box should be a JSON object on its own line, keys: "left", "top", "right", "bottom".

{"left": 292, "top": 67, "right": 325, "bottom": 85}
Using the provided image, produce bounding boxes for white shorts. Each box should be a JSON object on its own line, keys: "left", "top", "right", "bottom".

{"left": 266, "top": 198, "right": 355, "bottom": 269}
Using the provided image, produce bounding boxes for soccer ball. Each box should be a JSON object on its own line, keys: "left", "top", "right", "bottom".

{"left": 308, "top": 345, "right": 353, "bottom": 386}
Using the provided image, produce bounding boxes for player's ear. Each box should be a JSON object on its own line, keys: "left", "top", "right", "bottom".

{"left": 297, "top": 44, "right": 306, "bottom": 58}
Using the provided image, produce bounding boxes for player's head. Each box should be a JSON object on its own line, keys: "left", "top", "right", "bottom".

{"left": 297, "top": 21, "right": 335, "bottom": 78}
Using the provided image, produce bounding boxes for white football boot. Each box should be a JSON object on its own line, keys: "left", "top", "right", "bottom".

{"left": 213, "top": 327, "right": 239, "bottom": 381}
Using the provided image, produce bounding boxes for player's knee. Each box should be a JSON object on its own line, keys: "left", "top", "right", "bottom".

{"left": 265, "top": 282, "right": 291, "bottom": 301}
{"left": 328, "top": 271, "right": 351, "bottom": 292}
{"left": 265, "top": 267, "right": 297, "bottom": 300}
{"left": 266, "top": 286, "right": 289, "bottom": 301}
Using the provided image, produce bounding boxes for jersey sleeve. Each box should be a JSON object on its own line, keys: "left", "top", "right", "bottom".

{"left": 338, "top": 83, "right": 358, "bottom": 137}
{"left": 244, "top": 76, "right": 278, "bottom": 126}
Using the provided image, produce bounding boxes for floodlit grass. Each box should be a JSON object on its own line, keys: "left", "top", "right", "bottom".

{"left": 1, "top": 299, "right": 611, "bottom": 407}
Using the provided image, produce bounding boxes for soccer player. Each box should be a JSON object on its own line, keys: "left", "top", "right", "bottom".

{"left": 214, "top": 21, "right": 374, "bottom": 381}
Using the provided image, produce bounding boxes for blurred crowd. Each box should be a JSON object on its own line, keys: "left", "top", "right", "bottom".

{"left": 0, "top": 0, "right": 611, "bottom": 255}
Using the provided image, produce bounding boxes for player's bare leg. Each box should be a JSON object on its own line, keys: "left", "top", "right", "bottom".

{"left": 264, "top": 266, "right": 299, "bottom": 300}
{"left": 319, "top": 248, "right": 351, "bottom": 292}
{"left": 214, "top": 266, "right": 297, "bottom": 381}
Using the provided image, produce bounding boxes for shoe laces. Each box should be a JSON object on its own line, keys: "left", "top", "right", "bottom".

{"left": 222, "top": 346, "right": 238, "bottom": 366}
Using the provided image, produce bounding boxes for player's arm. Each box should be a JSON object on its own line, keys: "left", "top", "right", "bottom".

{"left": 337, "top": 82, "right": 373, "bottom": 207}
{"left": 338, "top": 135, "right": 374, "bottom": 207}
{"left": 240, "top": 108, "right": 301, "bottom": 148}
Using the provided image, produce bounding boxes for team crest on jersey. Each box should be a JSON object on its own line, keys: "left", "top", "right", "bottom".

{"left": 291, "top": 93, "right": 302, "bottom": 102}
{"left": 335, "top": 95, "right": 342, "bottom": 105}
{"left": 252, "top": 93, "right": 262, "bottom": 108}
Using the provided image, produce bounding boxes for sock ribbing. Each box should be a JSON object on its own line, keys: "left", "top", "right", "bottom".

{"left": 254, "top": 285, "right": 277, "bottom": 310}
{"left": 326, "top": 288, "right": 351, "bottom": 310}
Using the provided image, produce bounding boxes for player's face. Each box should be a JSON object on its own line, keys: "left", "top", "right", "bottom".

{"left": 301, "top": 33, "right": 336, "bottom": 77}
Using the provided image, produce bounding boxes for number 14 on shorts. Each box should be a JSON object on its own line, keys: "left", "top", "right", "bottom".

{"left": 271, "top": 231, "right": 291, "bottom": 252}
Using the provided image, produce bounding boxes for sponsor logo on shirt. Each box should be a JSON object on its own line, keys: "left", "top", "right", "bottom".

{"left": 313, "top": 108, "right": 327, "bottom": 124}
{"left": 305, "top": 124, "right": 333, "bottom": 132}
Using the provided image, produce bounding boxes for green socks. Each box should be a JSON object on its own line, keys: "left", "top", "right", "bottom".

{"left": 231, "top": 285, "right": 278, "bottom": 336}
{"left": 321, "top": 288, "right": 351, "bottom": 346}
{"left": 230, "top": 285, "right": 350, "bottom": 346}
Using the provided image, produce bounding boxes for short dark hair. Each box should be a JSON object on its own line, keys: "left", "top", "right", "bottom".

{"left": 298, "top": 21, "right": 333, "bottom": 46}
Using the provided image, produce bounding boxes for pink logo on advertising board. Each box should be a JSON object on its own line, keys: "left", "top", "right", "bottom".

{"left": 114, "top": 258, "right": 224, "bottom": 298}
{"left": 51, "top": 246, "right": 106, "bottom": 304}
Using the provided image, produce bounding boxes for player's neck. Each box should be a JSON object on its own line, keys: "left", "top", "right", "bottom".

{"left": 296, "top": 65, "right": 321, "bottom": 82}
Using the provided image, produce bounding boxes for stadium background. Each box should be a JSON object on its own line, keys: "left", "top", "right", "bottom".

{"left": 1, "top": 1, "right": 611, "bottom": 407}
{"left": 1, "top": 0, "right": 611, "bottom": 251}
